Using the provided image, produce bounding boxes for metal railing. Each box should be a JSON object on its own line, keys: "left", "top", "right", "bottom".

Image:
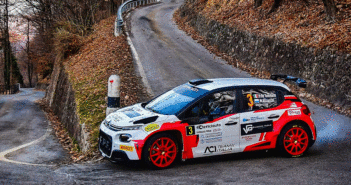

{"left": 115, "top": 0, "right": 161, "bottom": 36}
{"left": 0, "top": 84, "right": 20, "bottom": 95}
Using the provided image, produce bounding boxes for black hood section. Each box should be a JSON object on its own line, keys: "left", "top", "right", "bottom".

{"left": 133, "top": 116, "right": 159, "bottom": 124}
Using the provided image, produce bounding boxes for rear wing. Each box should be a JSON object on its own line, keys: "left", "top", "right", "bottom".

{"left": 270, "top": 74, "right": 307, "bottom": 88}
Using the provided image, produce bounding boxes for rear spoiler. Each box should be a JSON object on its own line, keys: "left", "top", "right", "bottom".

{"left": 270, "top": 74, "right": 307, "bottom": 88}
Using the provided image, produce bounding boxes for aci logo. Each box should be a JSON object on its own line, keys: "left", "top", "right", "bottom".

{"left": 243, "top": 118, "right": 250, "bottom": 122}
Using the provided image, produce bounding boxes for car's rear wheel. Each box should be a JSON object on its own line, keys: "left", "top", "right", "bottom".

{"left": 143, "top": 133, "right": 178, "bottom": 169}
{"left": 278, "top": 123, "right": 310, "bottom": 157}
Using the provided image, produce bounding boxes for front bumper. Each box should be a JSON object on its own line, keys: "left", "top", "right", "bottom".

{"left": 99, "top": 124, "right": 143, "bottom": 161}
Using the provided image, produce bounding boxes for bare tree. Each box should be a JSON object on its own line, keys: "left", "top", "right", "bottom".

{"left": 0, "top": 0, "right": 13, "bottom": 89}
{"left": 24, "top": 18, "right": 34, "bottom": 87}
{"left": 0, "top": 0, "right": 24, "bottom": 88}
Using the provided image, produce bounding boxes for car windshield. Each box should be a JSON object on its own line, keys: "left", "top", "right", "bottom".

{"left": 145, "top": 84, "right": 208, "bottom": 115}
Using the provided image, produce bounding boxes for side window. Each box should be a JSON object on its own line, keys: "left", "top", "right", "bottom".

{"left": 184, "top": 90, "right": 236, "bottom": 118}
{"left": 241, "top": 88, "right": 277, "bottom": 112}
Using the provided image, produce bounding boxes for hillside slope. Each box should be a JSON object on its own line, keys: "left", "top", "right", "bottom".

{"left": 175, "top": 0, "right": 351, "bottom": 116}
{"left": 45, "top": 16, "right": 146, "bottom": 159}
{"left": 187, "top": 0, "right": 351, "bottom": 53}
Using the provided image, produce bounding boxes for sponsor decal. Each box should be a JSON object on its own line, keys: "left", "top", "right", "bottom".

{"left": 243, "top": 124, "right": 253, "bottom": 134}
{"left": 250, "top": 116, "right": 264, "bottom": 121}
{"left": 196, "top": 123, "right": 221, "bottom": 130}
{"left": 241, "top": 121, "right": 273, "bottom": 135}
{"left": 243, "top": 118, "right": 250, "bottom": 122}
{"left": 200, "top": 137, "right": 222, "bottom": 144}
{"left": 186, "top": 126, "right": 196, "bottom": 136}
{"left": 254, "top": 93, "right": 277, "bottom": 98}
{"left": 290, "top": 102, "right": 298, "bottom": 108}
{"left": 119, "top": 145, "right": 133, "bottom": 152}
{"left": 197, "top": 130, "right": 212, "bottom": 134}
{"left": 213, "top": 128, "right": 222, "bottom": 132}
{"left": 204, "top": 144, "right": 235, "bottom": 154}
{"left": 288, "top": 109, "right": 301, "bottom": 116}
{"left": 122, "top": 109, "right": 141, "bottom": 118}
{"left": 200, "top": 132, "right": 222, "bottom": 138}
{"left": 254, "top": 99, "right": 260, "bottom": 104}
{"left": 242, "top": 135, "right": 256, "bottom": 141}
{"left": 144, "top": 123, "right": 160, "bottom": 132}
{"left": 230, "top": 116, "right": 240, "bottom": 120}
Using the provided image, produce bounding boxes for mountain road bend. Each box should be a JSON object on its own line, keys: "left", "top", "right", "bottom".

{"left": 0, "top": 0, "right": 350, "bottom": 184}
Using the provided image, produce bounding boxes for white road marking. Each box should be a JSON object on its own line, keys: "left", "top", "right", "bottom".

{"left": 125, "top": 23, "right": 154, "bottom": 97}
{"left": 0, "top": 127, "right": 54, "bottom": 166}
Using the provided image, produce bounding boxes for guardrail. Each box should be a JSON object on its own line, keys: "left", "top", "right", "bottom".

{"left": 115, "top": 0, "right": 160, "bottom": 36}
{"left": 0, "top": 84, "right": 20, "bottom": 95}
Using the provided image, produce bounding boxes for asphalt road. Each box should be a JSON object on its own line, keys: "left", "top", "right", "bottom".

{"left": 0, "top": 0, "right": 350, "bottom": 184}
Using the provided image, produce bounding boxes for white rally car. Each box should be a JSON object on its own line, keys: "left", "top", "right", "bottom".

{"left": 99, "top": 77, "right": 317, "bottom": 169}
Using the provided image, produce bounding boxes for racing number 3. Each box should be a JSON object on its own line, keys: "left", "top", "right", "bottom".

{"left": 186, "top": 126, "right": 195, "bottom": 136}
{"left": 247, "top": 94, "right": 254, "bottom": 107}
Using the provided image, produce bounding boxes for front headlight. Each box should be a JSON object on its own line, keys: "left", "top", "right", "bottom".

{"left": 120, "top": 125, "right": 142, "bottom": 130}
{"left": 103, "top": 119, "right": 142, "bottom": 131}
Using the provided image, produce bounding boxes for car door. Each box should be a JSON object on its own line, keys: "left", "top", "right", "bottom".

{"left": 238, "top": 87, "right": 285, "bottom": 151}
{"left": 181, "top": 89, "right": 241, "bottom": 158}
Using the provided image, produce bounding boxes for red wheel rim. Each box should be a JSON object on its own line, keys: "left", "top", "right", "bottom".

{"left": 283, "top": 127, "right": 309, "bottom": 156}
{"left": 149, "top": 137, "right": 177, "bottom": 168}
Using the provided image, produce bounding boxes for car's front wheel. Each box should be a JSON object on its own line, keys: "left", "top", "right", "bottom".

{"left": 277, "top": 123, "right": 310, "bottom": 157}
{"left": 143, "top": 133, "right": 178, "bottom": 169}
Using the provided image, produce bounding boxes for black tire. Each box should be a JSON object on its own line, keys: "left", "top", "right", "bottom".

{"left": 142, "top": 133, "right": 179, "bottom": 169}
{"left": 277, "top": 123, "right": 311, "bottom": 157}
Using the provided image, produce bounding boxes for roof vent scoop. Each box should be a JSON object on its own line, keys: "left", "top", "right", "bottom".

{"left": 189, "top": 79, "right": 213, "bottom": 86}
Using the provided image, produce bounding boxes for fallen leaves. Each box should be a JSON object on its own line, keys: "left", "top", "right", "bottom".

{"left": 38, "top": 15, "right": 147, "bottom": 162}
{"left": 189, "top": 0, "right": 351, "bottom": 54}
{"left": 174, "top": 4, "right": 351, "bottom": 117}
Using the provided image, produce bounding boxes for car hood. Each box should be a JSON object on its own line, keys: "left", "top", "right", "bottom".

{"left": 105, "top": 103, "right": 161, "bottom": 127}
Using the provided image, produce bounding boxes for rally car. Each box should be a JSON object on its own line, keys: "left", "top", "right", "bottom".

{"left": 99, "top": 76, "right": 317, "bottom": 169}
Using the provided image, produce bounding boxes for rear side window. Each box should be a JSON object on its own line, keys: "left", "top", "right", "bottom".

{"left": 241, "top": 88, "right": 278, "bottom": 112}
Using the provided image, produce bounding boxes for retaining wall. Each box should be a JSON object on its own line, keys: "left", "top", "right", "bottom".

{"left": 46, "top": 62, "right": 90, "bottom": 152}
{"left": 179, "top": 3, "right": 351, "bottom": 110}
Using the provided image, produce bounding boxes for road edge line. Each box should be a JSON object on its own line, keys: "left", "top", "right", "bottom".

{"left": 124, "top": 12, "right": 154, "bottom": 97}
{"left": 0, "top": 127, "right": 54, "bottom": 166}
{"left": 126, "top": 32, "right": 154, "bottom": 97}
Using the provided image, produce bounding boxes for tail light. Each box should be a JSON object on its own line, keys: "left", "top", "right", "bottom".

{"left": 301, "top": 104, "right": 311, "bottom": 115}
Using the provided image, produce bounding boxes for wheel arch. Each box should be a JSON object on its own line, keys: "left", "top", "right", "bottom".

{"left": 276, "top": 120, "right": 314, "bottom": 148}
{"left": 141, "top": 130, "right": 184, "bottom": 158}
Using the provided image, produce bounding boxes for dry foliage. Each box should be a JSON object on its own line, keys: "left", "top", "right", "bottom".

{"left": 174, "top": 6, "right": 351, "bottom": 117}
{"left": 64, "top": 15, "right": 144, "bottom": 159}
{"left": 190, "top": 0, "right": 351, "bottom": 53}
{"left": 38, "top": 15, "right": 145, "bottom": 161}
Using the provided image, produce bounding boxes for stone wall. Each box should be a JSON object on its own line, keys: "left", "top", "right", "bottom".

{"left": 46, "top": 62, "right": 90, "bottom": 152}
{"left": 179, "top": 4, "right": 351, "bottom": 110}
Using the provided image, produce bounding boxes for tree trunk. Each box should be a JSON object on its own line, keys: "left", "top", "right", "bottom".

{"left": 26, "top": 19, "right": 33, "bottom": 88}
{"left": 322, "top": 0, "right": 337, "bottom": 20}
{"left": 254, "top": 0, "right": 263, "bottom": 8}
{"left": 268, "top": 0, "right": 283, "bottom": 14}
{"left": 2, "top": 0, "right": 12, "bottom": 89}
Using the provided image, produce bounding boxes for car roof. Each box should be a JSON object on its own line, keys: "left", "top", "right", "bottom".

{"left": 191, "top": 78, "right": 290, "bottom": 91}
